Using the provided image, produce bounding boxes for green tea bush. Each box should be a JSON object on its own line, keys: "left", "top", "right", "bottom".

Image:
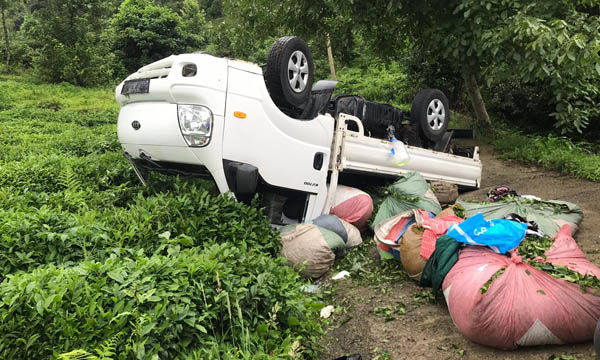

{"left": 0, "top": 122, "right": 119, "bottom": 161}
{"left": 0, "top": 74, "right": 324, "bottom": 360}
{"left": 0, "top": 79, "right": 117, "bottom": 113}
{"left": 0, "top": 244, "right": 321, "bottom": 359}
{"left": 0, "top": 187, "right": 281, "bottom": 277}
{"left": 0, "top": 185, "right": 139, "bottom": 213}
{"left": 0, "top": 107, "right": 119, "bottom": 126}
{"left": 0, "top": 174, "right": 215, "bottom": 212}
{"left": 0, "top": 153, "right": 136, "bottom": 193}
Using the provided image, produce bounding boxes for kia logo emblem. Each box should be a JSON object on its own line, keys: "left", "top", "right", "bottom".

{"left": 132, "top": 120, "right": 141, "bottom": 130}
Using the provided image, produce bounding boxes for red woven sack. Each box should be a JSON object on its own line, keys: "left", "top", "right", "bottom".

{"left": 442, "top": 225, "right": 600, "bottom": 349}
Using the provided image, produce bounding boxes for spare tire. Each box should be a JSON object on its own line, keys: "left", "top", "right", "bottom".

{"left": 411, "top": 89, "right": 450, "bottom": 142}
{"left": 265, "top": 36, "right": 314, "bottom": 109}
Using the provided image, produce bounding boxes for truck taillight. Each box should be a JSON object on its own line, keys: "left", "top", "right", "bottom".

{"left": 177, "top": 104, "right": 213, "bottom": 147}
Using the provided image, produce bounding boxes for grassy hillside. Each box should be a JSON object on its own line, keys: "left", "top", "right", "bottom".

{"left": 0, "top": 77, "right": 323, "bottom": 359}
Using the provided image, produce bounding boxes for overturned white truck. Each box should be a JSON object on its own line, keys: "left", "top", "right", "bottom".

{"left": 115, "top": 37, "right": 481, "bottom": 224}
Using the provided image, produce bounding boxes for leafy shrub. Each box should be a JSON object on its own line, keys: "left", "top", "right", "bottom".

{"left": 112, "top": 0, "right": 206, "bottom": 74}
{"left": 0, "top": 107, "right": 119, "bottom": 126}
{"left": 0, "top": 121, "right": 119, "bottom": 161}
{"left": 335, "top": 61, "right": 410, "bottom": 107}
{"left": 0, "top": 152, "right": 136, "bottom": 193}
{"left": 0, "top": 72, "right": 324, "bottom": 360}
{"left": 22, "top": 0, "right": 115, "bottom": 86}
{"left": 486, "top": 9, "right": 600, "bottom": 134}
{"left": 0, "top": 244, "right": 321, "bottom": 359}
{"left": 0, "top": 31, "right": 33, "bottom": 70}
{"left": 0, "top": 185, "right": 140, "bottom": 213}
{"left": 0, "top": 186, "right": 281, "bottom": 277}
{"left": 0, "top": 78, "right": 118, "bottom": 114}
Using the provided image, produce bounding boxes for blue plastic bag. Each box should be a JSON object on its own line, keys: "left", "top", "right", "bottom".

{"left": 446, "top": 213, "right": 527, "bottom": 254}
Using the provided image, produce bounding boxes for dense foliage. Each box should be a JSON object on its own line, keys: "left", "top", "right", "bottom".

{"left": 1, "top": 0, "right": 599, "bottom": 134}
{"left": 22, "top": 0, "right": 115, "bottom": 85}
{"left": 1, "top": 1, "right": 599, "bottom": 357}
{"left": 0, "top": 76, "right": 323, "bottom": 359}
{"left": 0, "top": 244, "right": 318, "bottom": 359}
{"left": 492, "top": 129, "right": 600, "bottom": 182}
{"left": 222, "top": 0, "right": 600, "bottom": 135}
{"left": 112, "top": 0, "right": 208, "bottom": 74}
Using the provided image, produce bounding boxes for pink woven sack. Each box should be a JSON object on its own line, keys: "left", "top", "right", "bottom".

{"left": 329, "top": 185, "right": 373, "bottom": 231}
{"left": 442, "top": 225, "right": 600, "bottom": 349}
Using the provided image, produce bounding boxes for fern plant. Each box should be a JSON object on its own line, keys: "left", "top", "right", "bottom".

{"left": 58, "top": 166, "right": 82, "bottom": 191}
{"left": 58, "top": 333, "right": 122, "bottom": 360}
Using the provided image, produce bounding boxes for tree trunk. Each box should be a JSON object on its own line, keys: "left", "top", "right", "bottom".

{"left": 1, "top": 5, "right": 9, "bottom": 69}
{"left": 326, "top": 34, "right": 336, "bottom": 80}
{"left": 463, "top": 70, "right": 490, "bottom": 125}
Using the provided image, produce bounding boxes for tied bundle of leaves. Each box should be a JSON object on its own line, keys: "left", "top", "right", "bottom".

{"left": 479, "top": 234, "right": 600, "bottom": 295}
{"left": 528, "top": 262, "right": 600, "bottom": 295}
{"left": 518, "top": 235, "right": 600, "bottom": 293}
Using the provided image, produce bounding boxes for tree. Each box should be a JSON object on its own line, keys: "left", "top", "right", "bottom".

{"left": 344, "top": 0, "right": 600, "bottom": 132}
{"left": 219, "top": 0, "right": 356, "bottom": 66}
{"left": 112, "top": 0, "right": 206, "bottom": 74}
{"left": 478, "top": 1, "right": 600, "bottom": 133}
{"left": 234, "top": 0, "right": 600, "bottom": 132}
{"left": 23, "top": 0, "right": 115, "bottom": 85}
{"left": 0, "top": 0, "right": 11, "bottom": 68}
{"left": 180, "top": 0, "right": 210, "bottom": 52}
{"left": 200, "top": 0, "right": 222, "bottom": 19}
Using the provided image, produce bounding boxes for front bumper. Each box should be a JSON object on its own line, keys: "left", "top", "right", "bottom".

{"left": 118, "top": 101, "right": 229, "bottom": 193}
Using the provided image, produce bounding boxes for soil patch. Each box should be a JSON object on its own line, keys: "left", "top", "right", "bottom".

{"left": 319, "top": 142, "right": 599, "bottom": 360}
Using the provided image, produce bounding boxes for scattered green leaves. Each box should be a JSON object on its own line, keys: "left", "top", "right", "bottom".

{"left": 372, "top": 304, "right": 406, "bottom": 322}
{"left": 479, "top": 267, "right": 506, "bottom": 294}
{"left": 413, "top": 290, "right": 435, "bottom": 305}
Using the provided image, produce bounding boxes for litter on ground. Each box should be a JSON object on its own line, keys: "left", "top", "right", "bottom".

{"left": 332, "top": 271, "right": 351, "bottom": 281}
{"left": 320, "top": 305, "right": 335, "bottom": 319}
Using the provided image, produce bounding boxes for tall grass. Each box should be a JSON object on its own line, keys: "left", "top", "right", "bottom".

{"left": 492, "top": 129, "right": 600, "bottom": 182}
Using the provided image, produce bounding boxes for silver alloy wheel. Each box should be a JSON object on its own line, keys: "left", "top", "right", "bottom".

{"left": 288, "top": 50, "right": 309, "bottom": 93}
{"left": 427, "top": 99, "right": 446, "bottom": 131}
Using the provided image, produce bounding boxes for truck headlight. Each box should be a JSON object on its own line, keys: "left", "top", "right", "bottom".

{"left": 177, "top": 104, "right": 213, "bottom": 147}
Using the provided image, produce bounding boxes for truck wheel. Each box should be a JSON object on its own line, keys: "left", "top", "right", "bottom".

{"left": 411, "top": 89, "right": 450, "bottom": 142}
{"left": 265, "top": 36, "right": 314, "bottom": 109}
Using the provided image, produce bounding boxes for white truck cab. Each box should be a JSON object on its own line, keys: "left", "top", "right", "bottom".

{"left": 116, "top": 38, "right": 481, "bottom": 224}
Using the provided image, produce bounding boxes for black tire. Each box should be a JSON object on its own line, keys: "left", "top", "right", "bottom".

{"left": 265, "top": 36, "right": 314, "bottom": 109}
{"left": 411, "top": 89, "right": 450, "bottom": 142}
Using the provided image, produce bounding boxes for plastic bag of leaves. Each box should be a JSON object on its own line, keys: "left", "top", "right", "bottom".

{"left": 371, "top": 172, "right": 441, "bottom": 229}
{"left": 309, "top": 214, "right": 363, "bottom": 248}
{"left": 442, "top": 225, "right": 600, "bottom": 349}
{"left": 430, "top": 181, "right": 459, "bottom": 205}
{"left": 457, "top": 197, "right": 583, "bottom": 236}
{"left": 279, "top": 223, "right": 346, "bottom": 278}
{"left": 328, "top": 185, "right": 374, "bottom": 231}
{"left": 373, "top": 209, "right": 431, "bottom": 261}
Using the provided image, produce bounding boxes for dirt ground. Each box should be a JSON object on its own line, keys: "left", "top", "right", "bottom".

{"left": 319, "top": 142, "right": 600, "bottom": 360}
